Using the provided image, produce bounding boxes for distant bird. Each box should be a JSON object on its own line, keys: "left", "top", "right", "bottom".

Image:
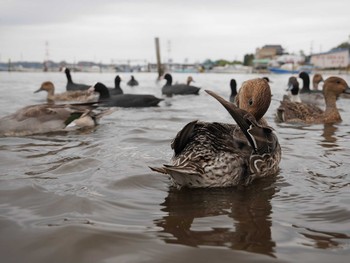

{"left": 150, "top": 78, "right": 281, "bottom": 188}
{"left": 0, "top": 103, "right": 110, "bottom": 137}
{"left": 284, "top": 76, "right": 301, "bottom": 103}
{"left": 89, "top": 82, "right": 163, "bottom": 107}
{"left": 229, "top": 79, "right": 237, "bottom": 103}
{"left": 127, "top": 75, "right": 139, "bottom": 87}
{"left": 109, "top": 75, "right": 124, "bottom": 95}
{"left": 298, "top": 71, "right": 324, "bottom": 104}
{"left": 276, "top": 76, "right": 350, "bottom": 124}
{"left": 162, "top": 73, "right": 200, "bottom": 96}
{"left": 312, "top": 73, "right": 324, "bottom": 90}
{"left": 34, "top": 81, "right": 97, "bottom": 103}
{"left": 63, "top": 68, "right": 90, "bottom": 91}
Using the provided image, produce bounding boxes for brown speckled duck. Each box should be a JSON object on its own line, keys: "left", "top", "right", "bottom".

{"left": 35, "top": 81, "right": 97, "bottom": 103}
{"left": 0, "top": 103, "right": 111, "bottom": 137}
{"left": 276, "top": 76, "right": 350, "bottom": 124}
{"left": 150, "top": 78, "right": 281, "bottom": 188}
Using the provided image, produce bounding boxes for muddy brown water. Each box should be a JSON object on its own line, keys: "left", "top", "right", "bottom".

{"left": 0, "top": 72, "right": 349, "bottom": 263}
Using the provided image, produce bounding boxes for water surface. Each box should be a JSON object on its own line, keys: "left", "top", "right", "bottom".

{"left": 0, "top": 71, "right": 349, "bottom": 262}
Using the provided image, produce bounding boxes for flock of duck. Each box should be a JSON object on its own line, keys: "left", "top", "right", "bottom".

{"left": 1, "top": 69, "right": 349, "bottom": 189}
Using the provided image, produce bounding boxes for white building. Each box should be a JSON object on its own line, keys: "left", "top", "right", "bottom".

{"left": 310, "top": 49, "right": 349, "bottom": 69}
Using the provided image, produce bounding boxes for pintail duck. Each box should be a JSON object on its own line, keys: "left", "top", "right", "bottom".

{"left": 127, "top": 75, "right": 139, "bottom": 87}
{"left": 298, "top": 71, "right": 324, "bottom": 104}
{"left": 89, "top": 82, "right": 163, "bottom": 107}
{"left": 229, "top": 79, "right": 237, "bottom": 103}
{"left": 150, "top": 78, "right": 281, "bottom": 188}
{"left": 276, "top": 76, "right": 350, "bottom": 124}
{"left": 162, "top": 73, "right": 200, "bottom": 96}
{"left": 34, "top": 81, "right": 97, "bottom": 103}
{"left": 63, "top": 67, "right": 90, "bottom": 91}
{"left": 0, "top": 103, "right": 111, "bottom": 137}
{"left": 312, "top": 73, "right": 324, "bottom": 90}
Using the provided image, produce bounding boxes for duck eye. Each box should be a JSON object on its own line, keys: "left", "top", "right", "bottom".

{"left": 248, "top": 99, "right": 253, "bottom": 106}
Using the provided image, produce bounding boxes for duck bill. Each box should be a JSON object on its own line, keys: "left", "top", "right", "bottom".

{"left": 34, "top": 88, "right": 42, "bottom": 93}
{"left": 344, "top": 86, "right": 350, "bottom": 94}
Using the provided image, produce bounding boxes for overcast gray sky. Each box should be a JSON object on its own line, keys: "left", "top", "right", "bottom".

{"left": 0, "top": 0, "right": 349, "bottom": 64}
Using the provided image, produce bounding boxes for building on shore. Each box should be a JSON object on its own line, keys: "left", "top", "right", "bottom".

{"left": 310, "top": 48, "right": 349, "bottom": 69}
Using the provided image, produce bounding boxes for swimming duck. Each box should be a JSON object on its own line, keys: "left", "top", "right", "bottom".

{"left": 229, "top": 79, "right": 237, "bottom": 103}
{"left": 109, "top": 75, "right": 124, "bottom": 95}
{"left": 63, "top": 67, "right": 90, "bottom": 91}
{"left": 0, "top": 103, "right": 110, "bottom": 137}
{"left": 34, "top": 81, "right": 97, "bottom": 103}
{"left": 150, "top": 78, "right": 281, "bottom": 188}
{"left": 298, "top": 71, "right": 324, "bottom": 104}
{"left": 89, "top": 82, "right": 163, "bottom": 107}
{"left": 127, "top": 75, "right": 139, "bottom": 87}
{"left": 162, "top": 73, "right": 200, "bottom": 96}
{"left": 283, "top": 76, "right": 302, "bottom": 103}
{"left": 276, "top": 76, "right": 350, "bottom": 124}
{"left": 312, "top": 73, "right": 324, "bottom": 90}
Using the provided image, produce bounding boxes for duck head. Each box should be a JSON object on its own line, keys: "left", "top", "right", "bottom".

{"left": 88, "top": 82, "right": 110, "bottom": 100}
{"left": 287, "top": 77, "right": 299, "bottom": 95}
{"left": 323, "top": 76, "right": 350, "bottom": 99}
{"left": 186, "top": 76, "right": 194, "bottom": 85}
{"left": 235, "top": 78, "right": 271, "bottom": 121}
{"left": 299, "top": 71, "right": 310, "bottom": 92}
{"left": 115, "top": 75, "right": 122, "bottom": 88}
{"left": 34, "top": 81, "right": 55, "bottom": 94}
{"left": 163, "top": 73, "right": 173, "bottom": 86}
{"left": 230, "top": 79, "right": 237, "bottom": 96}
{"left": 312, "top": 73, "right": 324, "bottom": 90}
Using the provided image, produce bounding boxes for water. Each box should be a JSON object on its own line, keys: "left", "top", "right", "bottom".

{"left": 0, "top": 71, "right": 349, "bottom": 263}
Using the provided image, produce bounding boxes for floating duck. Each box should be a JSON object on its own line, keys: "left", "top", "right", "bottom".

{"left": 109, "top": 75, "right": 124, "bottom": 95}
{"left": 127, "top": 75, "right": 139, "bottom": 87}
{"left": 276, "top": 76, "right": 350, "bottom": 124}
{"left": 298, "top": 71, "right": 324, "bottom": 104}
{"left": 229, "top": 79, "right": 237, "bottom": 103}
{"left": 162, "top": 73, "right": 200, "bottom": 96}
{"left": 0, "top": 103, "right": 110, "bottom": 137}
{"left": 283, "top": 76, "right": 302, "bottom": 103}
{"left": 63, "top": 68, "right": 90, "bottom": 91}
{"left": 34, "top": 81, "right": 97, "bottom": 103}
{"left": 89, "top": 82, "right": 163, "bottom": 107}
{"left": 312, "top": 73, "right": 324, "bottom": 90}
{"left": 150, "top": 78, "right": 281, "bottom": 188}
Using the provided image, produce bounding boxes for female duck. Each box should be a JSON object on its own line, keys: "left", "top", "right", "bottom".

{"left": 162, "top": 73, "right": 200, "bottom": 96}
{"left": 150, "top": 78, "right": 281, "bottom": 188}
{"left": 89, "top": 82, "right": 163, "bottom": 107}
{"left": 276, "top": 76, "right": 350, "bottom": 124}
{"left": 0, "top": 103, "right": 109, "bottom": 137}
{"left": 35, "top": 81, "right": 97, "bottom": 103}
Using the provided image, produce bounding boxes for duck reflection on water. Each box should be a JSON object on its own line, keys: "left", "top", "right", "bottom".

{"left": 154, "top": 177, "right": 277, "bottom": 257}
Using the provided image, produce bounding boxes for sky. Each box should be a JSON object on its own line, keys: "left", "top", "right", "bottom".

{"left": 0, "top": 0, "right": 349, "bottom": 64}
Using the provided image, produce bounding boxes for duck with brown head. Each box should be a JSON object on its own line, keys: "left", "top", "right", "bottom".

{"left": 150, "top": 78, "right": 281, "bottom": 188}
{"left": 276, "top": 76, "right": 350, "bottom": 124}
{"left": 35, "top": 81, "right": 97, "bottom": 103}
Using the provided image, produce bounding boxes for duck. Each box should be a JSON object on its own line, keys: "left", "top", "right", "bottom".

{"left": 298, "top": 71, "right": 324, "bottom": 104}
{"left": 63, "top": 67, "right": 90, "bottom": 91}
{"left": 109, "top": 75, "right": 124, "bottom": 95}
{"left": 89, "top": 82, "right": 163, "bottom": 107}
{"left": 0, "top": 103, "right": 110, "bottom": 137}
{"left": 34, "top": 81, "right": 97, "bottom": 103}
{"left": 276, "top": 76, "right": 350, "bottom": 124}
{"left": 283, "top": 76, "right": 302, "bottom": 103}
{"left": 229, "top": 79, "right": 237, "bottom": 103}
{"left": 162, "top": 73, "right": 200, "bottom": 96}
{"left": 150, "top": 78, "right": 281, "bottom": 188}
{"left": 127, "top": 75, "right": 139, "bottom": 87}
{"left": 312, "top": 73, "right": 324, "bottom": 90}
